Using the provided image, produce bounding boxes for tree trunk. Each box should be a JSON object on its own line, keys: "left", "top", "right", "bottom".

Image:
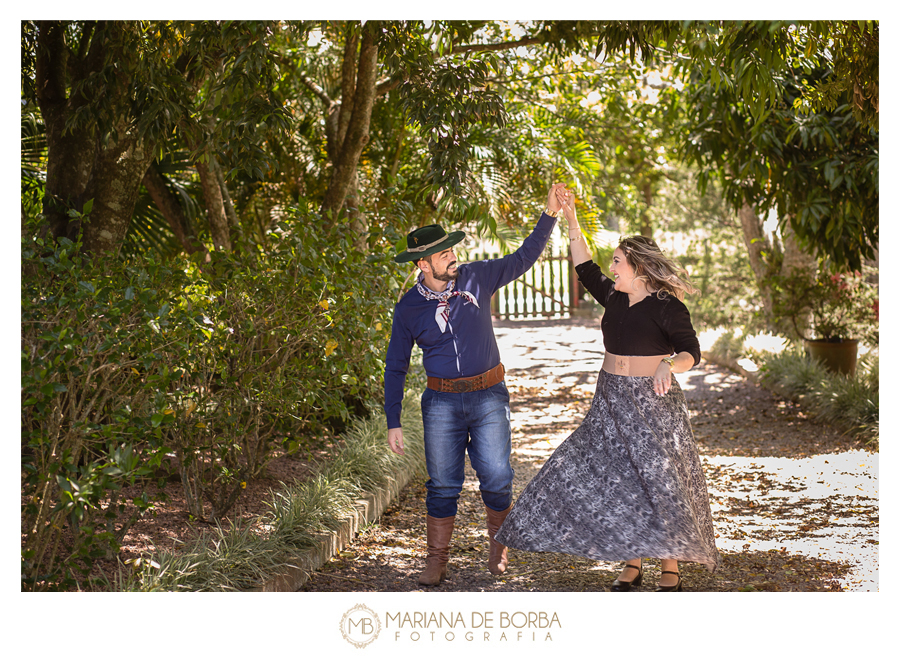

{"left": 34, "top": 21, "right": 98, "bottom": 243}
{"left": 779, "top": 219, "right": 816, "bottom": 276}
{"left": 389, "top": 125, "right": 406, "bottom": 179}
{"left": 80, "top": 119, "right": 158, "bottom": 255}
{"left": 737, "top": 203, "right": 773, "bottom": 283}
{"left": 34, "top": 21, "right": 157, "bottom": 256}
{"left": 737, "top": 202, "right": 777, "bottom": 321}
{"left": 334, "top": 26, "right": 359, "bottom": 159}
{"left": 142, "top": 164, "right": 209, "bottom": 259}
{"left": 211, "top": 155, "right": 240, "bottom": 238}
{"left": 321, "top": 23, "right": 379, "bottom": 219}
{"left": 196, "top": 156, "right": 232, "bottom": 252}
{"left": 737, "top": 203, "right": 821, "bottom": 338}
{"left": 344, "top": 169, "right": 369, "bottom": 251}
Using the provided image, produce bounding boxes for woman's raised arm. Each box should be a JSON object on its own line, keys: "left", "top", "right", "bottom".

{"left": 557, "top": 188, "right": 592, "bottom": 267}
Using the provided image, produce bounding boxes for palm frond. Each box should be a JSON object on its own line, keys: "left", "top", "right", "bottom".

{"left": 121, "top": 195, "right": 182, "bottom": 259}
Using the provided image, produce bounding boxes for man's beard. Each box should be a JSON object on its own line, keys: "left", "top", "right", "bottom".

{"left": 432, "top": 262, "right": 459, "bottom": 282}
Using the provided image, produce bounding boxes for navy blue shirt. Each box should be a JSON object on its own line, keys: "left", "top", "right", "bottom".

{"left": 384, "top": 213, "right": 557, "bottom": 429}
{"left": 575, "top": 260, "right": 701, "bottom": 366}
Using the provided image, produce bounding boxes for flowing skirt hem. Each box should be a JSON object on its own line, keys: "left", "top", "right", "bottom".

{"left": 496, "top": 370, "right": 720, "bottom": 574}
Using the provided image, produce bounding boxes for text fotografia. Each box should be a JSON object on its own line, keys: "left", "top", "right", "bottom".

{"left": 386, "top": 611, "right": 561, "bottom": 642}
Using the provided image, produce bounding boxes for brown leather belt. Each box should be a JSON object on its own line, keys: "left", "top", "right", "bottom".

{"left": 427, "top": 363, "right": 505, "bottom": 393}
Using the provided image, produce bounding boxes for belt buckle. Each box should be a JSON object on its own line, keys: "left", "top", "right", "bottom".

{"left": 616, "top": 357, "right": 628, "bottom": 374}
{"left": 447, "top": 377, "right": 478, "bottom": 393}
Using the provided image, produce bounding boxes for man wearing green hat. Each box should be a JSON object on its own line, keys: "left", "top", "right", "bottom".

{"left": 384, "top": 184, "right": 565, "bottom": 586}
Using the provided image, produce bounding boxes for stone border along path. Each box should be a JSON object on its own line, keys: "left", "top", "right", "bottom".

{"left": 279, "top": 316, "right": 877, "bottom": 592}
{"left": 257, "top": 460, "right": 420, "bottom": 591}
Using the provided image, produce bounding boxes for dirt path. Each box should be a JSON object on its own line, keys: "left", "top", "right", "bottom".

{"left": 300, "top": 317, "right": 878, "bottom": 593}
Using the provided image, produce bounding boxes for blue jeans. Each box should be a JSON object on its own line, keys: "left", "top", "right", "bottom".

{"left": 420, "top": 381, "right": 514, "bottom": 518}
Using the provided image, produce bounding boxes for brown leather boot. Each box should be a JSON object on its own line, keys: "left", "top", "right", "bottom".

{"left": 485, "top": 505, "right": 511, "bottom": 575}
{"left": 418, "top": 515, "right": 455, "bottom": 586}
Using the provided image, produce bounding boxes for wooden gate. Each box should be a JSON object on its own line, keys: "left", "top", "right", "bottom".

{"left": 475, "top": 244, "right": 582, "bottom": 320}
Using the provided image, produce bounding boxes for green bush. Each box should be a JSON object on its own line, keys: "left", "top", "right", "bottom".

{"left": 756, "top": 345, "right": 829, "bottom": 399}
{"left": 122, "top": 391, "right": 426, "bottom": 592}
{"left": 757, "top": 346, "right": 878, "bottom": 444}
{"left": 22, "top": 235, "right": 181, "bottom": 590}
{"left": 21, "top": 209, "right": 406, "bottom": 590}
{"left": 807, "top": 353, "right": 879, "bottom": 444}
{"left": 771, "top": 265, "right": 879, "bottom": 344}
{"left": 708, "top": 329, "right": 749, "bottom": 366}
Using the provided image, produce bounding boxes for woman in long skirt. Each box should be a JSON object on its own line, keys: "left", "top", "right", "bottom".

{"left": 496, "top": 190, "right": 719, "bottom": 591}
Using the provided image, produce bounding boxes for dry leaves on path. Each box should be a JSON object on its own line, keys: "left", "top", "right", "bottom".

{"left": 301, "top": 318, "right": 878, "bottom": 593}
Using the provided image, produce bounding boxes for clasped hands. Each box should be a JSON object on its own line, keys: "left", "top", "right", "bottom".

{"left": 547, "top": 183, "right": 577, "bottom": 220}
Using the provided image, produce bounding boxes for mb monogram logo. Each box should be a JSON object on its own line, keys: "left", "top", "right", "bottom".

{"left": 340, "top": 604, "right": 382, "bottom": 648}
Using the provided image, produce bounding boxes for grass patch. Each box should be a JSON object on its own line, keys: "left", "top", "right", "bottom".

{"left": 757, "top": 346, "right": 878, "bottom": 446}
{"left": 705, "top": 330, "right": 878, "bottom": 447}
{"left": 118, "top": 385, "right": 426, "bottom": 591}
{"left": 805, "top": 354, "right": 879, "bottom": 445}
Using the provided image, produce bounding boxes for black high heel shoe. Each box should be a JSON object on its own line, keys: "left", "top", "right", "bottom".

{"left": 610, "top": 562, "right": 643, "bottom": 592}
{"left": 656, "top": 570, "right": 683, "bottom": 592}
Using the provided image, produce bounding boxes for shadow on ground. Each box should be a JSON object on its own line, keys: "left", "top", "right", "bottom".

{"left": 301, "top": 480, "right": 849, "bottom": 593}
{"left": 300, "top": 318, "right": 877, "bottom": 593}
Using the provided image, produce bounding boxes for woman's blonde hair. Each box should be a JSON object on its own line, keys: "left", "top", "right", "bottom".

{"left": 618, "top": 236, "right": 697, "bottom": 301}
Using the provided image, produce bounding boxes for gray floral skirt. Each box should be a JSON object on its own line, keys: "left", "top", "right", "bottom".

{"left": 496, "top": 370, "right": 719, "bottom": 572}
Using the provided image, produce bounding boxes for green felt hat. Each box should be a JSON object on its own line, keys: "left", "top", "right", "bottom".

{"left": 394, "top": 224, "right": 466, "bottom": 263}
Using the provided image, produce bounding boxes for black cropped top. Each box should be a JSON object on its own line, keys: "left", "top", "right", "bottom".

{"left": 575, "top": 260, "right": 701, "bottom": 366}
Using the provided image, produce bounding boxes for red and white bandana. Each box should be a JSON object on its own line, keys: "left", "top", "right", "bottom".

{"left": 416, "top": 278, "right": 480, "bottom": 333}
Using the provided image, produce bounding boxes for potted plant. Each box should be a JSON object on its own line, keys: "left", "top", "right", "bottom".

{"left": 774, "top": 266, "right": 878, "bottom": 375}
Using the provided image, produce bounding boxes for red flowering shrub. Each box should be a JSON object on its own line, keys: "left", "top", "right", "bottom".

{"left": 774, "top": 265, "right": 878, "bottom": 345}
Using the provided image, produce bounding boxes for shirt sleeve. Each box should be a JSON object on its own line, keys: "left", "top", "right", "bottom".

{"left": 664, "top": 299, "right": 701, "bottom": 366}
{"left": 383, "top": 305, "right": 414, "bottom": 429}
{"left": 575, "top": 260, "right": 615, "bottom": 307}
